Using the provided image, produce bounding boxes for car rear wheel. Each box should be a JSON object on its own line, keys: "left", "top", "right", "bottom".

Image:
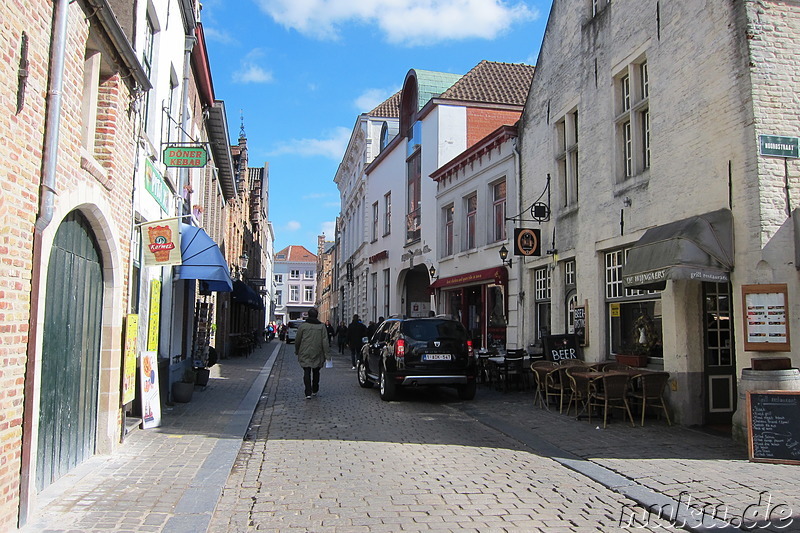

{"left": 457, "top": 382, "right": 476, "bottom": 400}
{"left": 379, "top": 368, "right": 397, "bottom": 401}
{"left": 357, "top": 360, "right": 372, "bottom": 388}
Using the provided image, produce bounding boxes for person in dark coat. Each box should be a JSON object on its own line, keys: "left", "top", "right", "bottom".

{"left": 346, "top": 314, "right": 368, "bottom": 370}
{"left": 335, "top": 322, "right": 348, "bottom": 354}
{"left": 295, "top": 308, "right": 330, "bottom": 399}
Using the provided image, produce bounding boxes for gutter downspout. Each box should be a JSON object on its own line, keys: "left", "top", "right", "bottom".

{"left": 19, "top": 0, "right": 70, "bottom": 525}
{"left": 513, "top": 137, "right": 525, "bottom": 351}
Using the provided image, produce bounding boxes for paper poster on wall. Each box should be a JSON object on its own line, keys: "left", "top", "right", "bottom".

{"left": 742, "top": 284, "right": 790, "bottom": 352}
{"left": 410, "top": 301, "right": 430, "bottom": 317}
{"left": 139, "top": 351, "right": 162, "bottom": 429}
{"left": 147, "top": 279, "right": 161, "bottom": 351}
{"left": 122, "top": 314, "right": 138, "bottom": 405}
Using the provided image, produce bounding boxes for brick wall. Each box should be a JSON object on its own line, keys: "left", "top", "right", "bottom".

{"left": 466, "top": 108, "right": 521, "bottom": 147}
{"left": 0, "top": 0, "right": 139, "bottom": 526}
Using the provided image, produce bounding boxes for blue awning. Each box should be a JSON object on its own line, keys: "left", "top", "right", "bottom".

{"left": 175, "top": 224, "right": 233, "bottom": 292}
{"left": 232, "top": 280, "right": 264, "bottom": 309}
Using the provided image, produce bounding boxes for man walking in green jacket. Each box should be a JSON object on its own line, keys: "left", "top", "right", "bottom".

{"left": 295, "top": 308, "right": 331, "bottom": 399}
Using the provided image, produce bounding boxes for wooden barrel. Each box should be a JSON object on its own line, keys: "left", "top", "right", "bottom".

{"left": 732, "top": 368, "right": 800, "bottom": 442}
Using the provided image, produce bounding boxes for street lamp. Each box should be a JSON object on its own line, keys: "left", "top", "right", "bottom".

{"left": 239, "top": 252, "right": 249, "bottom": 271}
{"left": 499, "top": 245, "right": 513, "bottom": 269}
{"left": 429, "top": 265, "right": 438, "bottom": 279}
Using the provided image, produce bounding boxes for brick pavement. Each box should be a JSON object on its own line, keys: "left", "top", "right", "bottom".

{"left": 18, "top": 341, "right": 280, "bottom": 533}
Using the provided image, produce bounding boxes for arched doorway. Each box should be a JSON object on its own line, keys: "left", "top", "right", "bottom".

{"left": 36, "top": 211, "right": 104, "bottom": 490}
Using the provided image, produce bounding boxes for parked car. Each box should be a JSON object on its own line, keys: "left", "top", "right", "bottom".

{"left": 357, "top": 316, "right": 477, "bottom": 401}
{"left": 285, "top": 320, "right": 302, "bottom": 343}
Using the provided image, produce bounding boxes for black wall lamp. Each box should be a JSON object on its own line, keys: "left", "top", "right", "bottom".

{"left": 499, "top": 245, "right": 513, "bottom": 269}
{"left": 429, "top": 265, "right": 439, "bottom": 279}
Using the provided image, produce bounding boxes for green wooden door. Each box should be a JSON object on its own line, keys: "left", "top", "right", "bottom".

{"left": 36, "top": 211, "right": 104, "bottom": 490}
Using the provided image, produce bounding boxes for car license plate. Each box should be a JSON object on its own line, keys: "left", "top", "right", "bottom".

{"left": 424, "top": 354, "right": 452, "bottom": 361}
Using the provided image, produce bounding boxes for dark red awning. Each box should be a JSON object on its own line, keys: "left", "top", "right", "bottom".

{"left": 429, "top": 266, "right": 507, "bottom": 289}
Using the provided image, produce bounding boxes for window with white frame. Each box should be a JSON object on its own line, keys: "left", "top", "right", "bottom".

{"left": 534, "top": 267, "right": 551, "bottom": 341}
{"left": 371, "top": 201, "right": 379, "bottom": 242}
{"left": 289, "top": 285, "right": 299, "bottom": 302}
{"left": 304, "top": 285, "right": 314, "bottom": 302}
{"left": 304, "top": 269, "right": 314, "bottom": 280}
{"left": 275, "top": 290, "right": 282, "bottom": 306}
{"left": 383, "top": 192, "right": 391, "bottom": 236}
{"left": 565, "top": 260, "right": 577, "bottom": 334}
{"left": 491, "top": 180, "right": 507, "bottom": 242}
{"left": 605, "top": 249, "right": 663, "bottom": 359}
{"left": 142, "top": 14, "right": 157, "bottom": 135}
{"left": 615, "top": 58, "right": 650, "bottom": 180}
{"left": 465, "top": 194, "right": 477, "bottom": 250}
{"left": 274, "top": 274, "right": 283, "bottom": 284}
{"left": 290, "top": 269, "right": 300, "bottom": 279}
{"left": 555, "top": 110, "right": 579, "bottom": 207}
{"left": 443, "top": 204, "right": 454, "bottom": 256}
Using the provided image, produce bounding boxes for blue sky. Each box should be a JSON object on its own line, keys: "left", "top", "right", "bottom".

{"left": 200, "top": 0, "right": 553, "bottom": 254}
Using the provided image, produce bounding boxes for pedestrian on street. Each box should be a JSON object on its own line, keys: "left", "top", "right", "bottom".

{"left": 325, "top": 320, "right": 335, "bottom": 343}
{"left": 335, "top": 322, "right": 348, "bottom": 354}
{"left": 346, "top": 314, "right": 368, "bottom": 370}
{"left": 294, "top": 308, "right": 330, "bottom": 399}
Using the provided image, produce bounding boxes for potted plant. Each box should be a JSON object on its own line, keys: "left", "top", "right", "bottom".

{"left": 614, "top": 344, "right": 649, "bottom": 368}
{"left": 172, "top": 367, "right": 196, "bottom": 403}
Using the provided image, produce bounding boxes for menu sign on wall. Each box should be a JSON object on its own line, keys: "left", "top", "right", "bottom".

{"left": 742, "top": 284, "right": 790, "bottom": 352}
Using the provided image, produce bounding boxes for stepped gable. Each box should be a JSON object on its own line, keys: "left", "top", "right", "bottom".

{"left": 369, "top": 91, "right": 402, "bottom": 118}
{"left": 440, "top": 60, "right": 535, "bottom": 105}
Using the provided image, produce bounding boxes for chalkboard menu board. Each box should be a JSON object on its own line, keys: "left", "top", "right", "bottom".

{"left": 543, "top": 334, "right": 581, "bottom": 362}
{"left": 746, "top": 391, "right": 800, "bottom": 465}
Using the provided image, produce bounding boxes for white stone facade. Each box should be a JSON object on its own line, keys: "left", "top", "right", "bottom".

{"left": 519, "top": 0, "right": 800, "bottom": 429}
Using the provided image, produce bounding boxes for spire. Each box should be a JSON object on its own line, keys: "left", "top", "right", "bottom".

{"left": 239, "top": 109, "right": 246, "bottom": 141}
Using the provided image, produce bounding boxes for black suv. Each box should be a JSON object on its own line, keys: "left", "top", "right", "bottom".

{"left": 357, "top": 317, "right": 477, "bottom": 401}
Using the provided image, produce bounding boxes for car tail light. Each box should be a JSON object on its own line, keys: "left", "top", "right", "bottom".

{"left": 467, "top": 339, "right": 474, "bottom": 357}
{"left": 395, "top": 338, "right": 405, "bottom": 360}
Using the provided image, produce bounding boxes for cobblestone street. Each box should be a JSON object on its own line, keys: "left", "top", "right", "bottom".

{"left": 209, "top": 344, "right": 798, "bottom": 532}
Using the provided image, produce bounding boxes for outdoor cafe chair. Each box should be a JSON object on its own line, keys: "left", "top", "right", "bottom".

{"left": 531, "top": 361, "right": 557, "bottom": 407}
{"left": 496, "top": 349, "right": 528, "bottom": 391}
{"left": 629, "top": 372, "right": 672, "bottom": 426}
{"left": 588, "top": 372, "right": 635, "bottom": 428}
{"left": 545, "top": 364, "right": 572, "bottom": 413}
{"left": 564, "top": 365, "right": 592, "bottom": 416}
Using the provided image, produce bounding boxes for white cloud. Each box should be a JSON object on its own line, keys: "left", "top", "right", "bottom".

{"left": 233, "top": 49, "right": 274, "bottom": 84}
{"left": 203, "top": 26, "right": 238, "bottom": 45}
{"left": 255, "top": 0, "right": 538, "bottom": 45}
{"left": 286, "top": 221, "right": 301, "bottom": 231}
{"left": 321, "top": 220, "right": 336, "bottom": 237}
{"left": 268, "top": 126, "right": 351, "bottom": 160}
{"left": 354, "top": 87, "right": 399, "bottom": 113}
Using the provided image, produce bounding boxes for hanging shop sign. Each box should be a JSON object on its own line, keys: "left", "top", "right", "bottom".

{"left": 147, "top": 279, "right": 161, "bottom": 351}
{"left": 122, "top": 314, "right": 139, "bottom": 405}
{"left": 514, "top": 228, "right": 541, "bottom": 256}
{"left": 140, "top": 351, "right": 162, "bottom": 429}
{"left": 141, "top": 218, "right": 181, "bottom": 267}
{"left": 144, "top": 158, "right": 171, "bottom": 213}
{"left": 163, "top": 144, "right": 208, "bottom": 167}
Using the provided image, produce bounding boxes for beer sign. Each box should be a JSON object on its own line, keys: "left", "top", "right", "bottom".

{"left": 163, "top": 145, "right": 208, "bottom": 167}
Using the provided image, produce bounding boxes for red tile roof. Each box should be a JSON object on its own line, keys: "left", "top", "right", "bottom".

{"left": 369, "top": 91, "right": 401, "bottom": 118}
{"left": 275, "top": 245, "right": 317, "bottom": 263}
{"left": 440, "top": 60, "right": 534, "bottom": 105}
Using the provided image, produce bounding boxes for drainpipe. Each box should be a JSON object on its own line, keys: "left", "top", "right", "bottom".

{"left": 513, "top": 137, "right": 525, "bottom": 351}
{"left": 18, "top": 0, "right": 69, "bottom": 525}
